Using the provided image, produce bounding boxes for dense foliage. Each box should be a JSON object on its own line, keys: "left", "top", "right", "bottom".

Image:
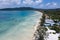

{"left": 50, "top": 24, "right": 60, "bottom": 33}
{"left": 44, "top": 9, "right": 60, "bottom": 21}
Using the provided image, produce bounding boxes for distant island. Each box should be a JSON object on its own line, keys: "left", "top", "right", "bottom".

{"left": 0, "top": 7, "right": 60, "bottom": 11}
{"left": 0, "top": 7, "right": 40, "bottom": 11}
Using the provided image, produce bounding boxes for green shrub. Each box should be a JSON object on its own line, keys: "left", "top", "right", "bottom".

{"left": 59, "top": 37, "right": 60, "bottom": 40}
{"left": 50, "top": 26, "right": 60, "bottom": 33}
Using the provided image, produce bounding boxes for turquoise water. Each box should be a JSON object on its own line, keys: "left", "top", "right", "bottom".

{"left": 0, "top": 11, "right": 42, "bottom": 40}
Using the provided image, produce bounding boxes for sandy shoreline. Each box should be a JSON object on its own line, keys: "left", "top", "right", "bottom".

{"left": 33, "top": 11, "right": 43, "bottom": 40}
{"left": 34, "top": 11, "right": 43, "bottom": 32}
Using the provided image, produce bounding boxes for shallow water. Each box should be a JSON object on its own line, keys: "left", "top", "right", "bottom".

{"left": 0, "top": 11, "right": 43, "bottom": 40}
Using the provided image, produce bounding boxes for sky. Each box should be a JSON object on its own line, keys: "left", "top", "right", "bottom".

{"left": 0, "top": 0, "right": 60, "bottom": 9}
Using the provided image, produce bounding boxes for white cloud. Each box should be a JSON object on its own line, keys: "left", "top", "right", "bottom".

{"left": 23, "top": 0, "right": 34, "bottom": 5}
{"left": 46, "top": 2, "right": 57, "bottom": 7}
{"left": 0, "top": 0, "right": 22, "bottom": 8}
{"left": 0, "top": 0, "right": 21, "bottom": 5}
{"left": 46, "top": 3, "right": 50, "bottom": 6}
{"left": 35, "top": 0, "right": 43, "bottom": 3}
{"left": 0, "top": 0, "right": 43, "bottom": 5}
{"left": 0, "top": 0, "right": 59, "bottom": 9}
{"left": 52, "top": 2, "right": 57, "bottom": 6}
{"left": 0, "top": 0, "right": 43, "bottom": 8}
{"left": 23, "top": 0, "right": 43, "bottom": 5}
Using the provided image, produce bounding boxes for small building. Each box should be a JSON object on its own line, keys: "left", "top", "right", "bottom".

{"left": 44, "top": 23, "right": 51, "bottom": 27}
{"left": 44, "top": 19, "right": 55, "bottom": 26}
{"left": 56, "top": 21, "right": 60, "bottom": 26}
{"left": 46, "top": 27, "right": 56, "bottom": 33}
{"left": 46, "top": 30, "right": 56, "bottom": 34}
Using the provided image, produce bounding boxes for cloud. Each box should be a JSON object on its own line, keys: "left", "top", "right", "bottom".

{"left": 0, "top": 0, "right": 22, "bottom": 8}
{"left": 46, "top": 3, "right": 50, "bottom": 6}
{"left": 0, "top": 0, "right": 21, "bottom": 5}
{"left": 23, "top": 0, "right": 33, "bottom": 5}
{"left": 35, "top": 0, "right": 43, "bottom": 3}
{"left": 0, "top": 0, "right": 43, "bottom": 5}
{"left": 46, "top": 2, "right": 58, "bottom": 8}
{"left": 46, "top": 2, "right": 57, "bottom": 6}
{"left": 52, "top": 2, "right": 57, "bottom": 6}
{"left": 0, "top": 0, "right": 59, "bottom": 9}
{"left": 22, "top": 0, "right": 43, "bottom": 5}
{"left": 0, "top": 0, "right": 43, "bottom": 8}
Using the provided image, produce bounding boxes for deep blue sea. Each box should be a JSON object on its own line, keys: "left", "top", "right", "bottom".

{"left": 0, "top": 11, "right": 42, "bottom": 40}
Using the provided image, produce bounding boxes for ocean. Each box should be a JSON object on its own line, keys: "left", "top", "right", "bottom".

{"left": 0, "top": 10, "right": 43, "bottom": 40}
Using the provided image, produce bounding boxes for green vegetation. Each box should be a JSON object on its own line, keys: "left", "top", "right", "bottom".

{"left": 49, "top": 24, "right": 60, "bottom": 33}
{"left": 44, "top": 9, "right": 60, "bottom": 21}
{"left": 59, "top": 37, "right": 60, "bottom": 40}
{"left": 40, "top": 14, "right": 45, "bottom": 26}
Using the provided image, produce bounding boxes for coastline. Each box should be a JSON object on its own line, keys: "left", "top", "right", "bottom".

{"left": 33, "top": 11, "right": 43, "bottom": 40}
{"left": 34, "top": 11, "right": 43, "bottom": 31}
